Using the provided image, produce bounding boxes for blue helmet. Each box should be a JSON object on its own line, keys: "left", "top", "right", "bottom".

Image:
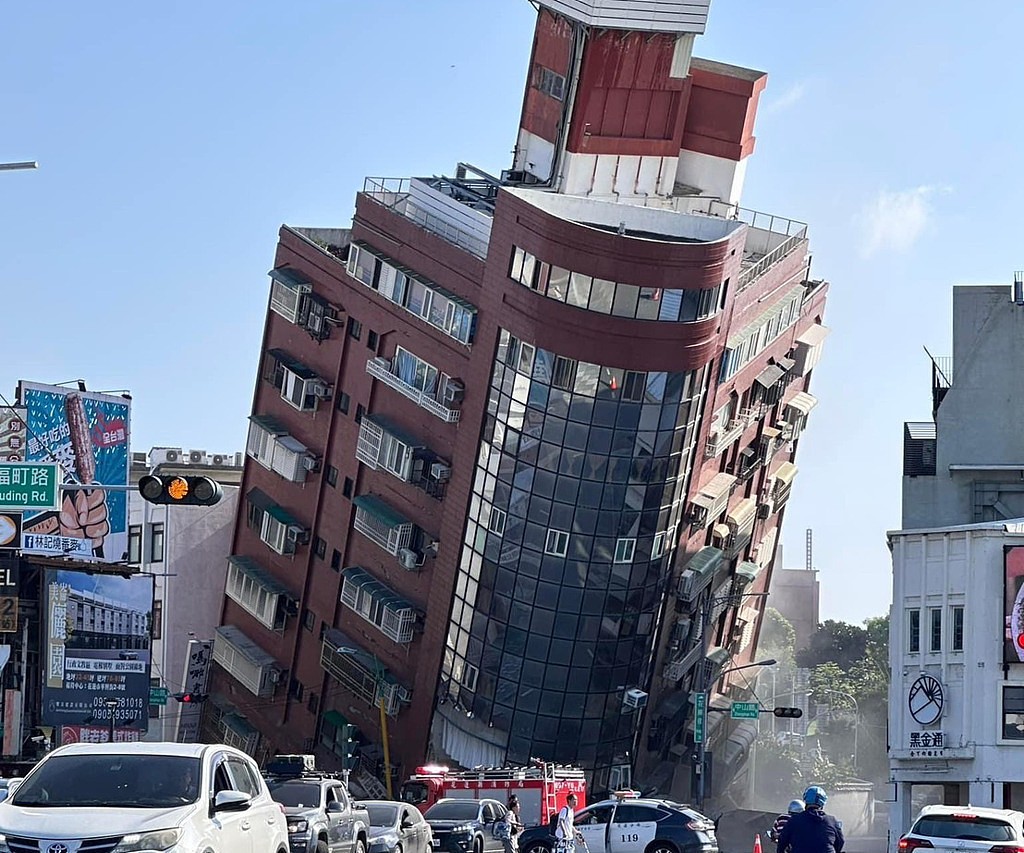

{"left": 788, "top": 800, "right": 805, "bottom": 814}
{"left": 803, "top": 787, "right": 827, "bottom": 809}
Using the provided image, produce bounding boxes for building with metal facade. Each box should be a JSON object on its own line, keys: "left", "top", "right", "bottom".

{"left": 211, "top": 0, "right": 829, "bottom": 801}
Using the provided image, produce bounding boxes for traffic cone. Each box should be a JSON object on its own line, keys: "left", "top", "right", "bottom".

{"left": 753, "top": 834, "right": 763, "bottom": 853}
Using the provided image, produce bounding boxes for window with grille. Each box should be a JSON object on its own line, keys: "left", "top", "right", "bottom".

{"left": 225, "top": 561, "right": 280, "bottom": 631}
{"left": 340, "top": 571, "right": 416, "bottom": 644}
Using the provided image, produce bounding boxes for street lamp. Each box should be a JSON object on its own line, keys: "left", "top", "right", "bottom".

{"left": 103, "top": 698, "right": 119, "bottom": 743}
{"left": 0, "top": 162, "right": 37, "bottom": 172}
{"left": 694, "top": 589, "right": 775, "bottom": 812}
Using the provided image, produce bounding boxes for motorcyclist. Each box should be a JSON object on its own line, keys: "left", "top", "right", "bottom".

{"left": 769, "top": 799, "right": 805, "bottom": 845}
{"left": 776, "top": 787, "right": 844, "bottom": 853}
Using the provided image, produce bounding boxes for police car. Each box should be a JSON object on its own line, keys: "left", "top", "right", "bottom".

{"left": 517, "top": 792, "right": 718, "bottom": 853}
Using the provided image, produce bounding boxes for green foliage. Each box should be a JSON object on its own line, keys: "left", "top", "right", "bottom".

{"left": 760, "top": 608, "right": 797, "bottom": 666}
{"left": 795, "top": 620, "right": 869, "bottom": 670}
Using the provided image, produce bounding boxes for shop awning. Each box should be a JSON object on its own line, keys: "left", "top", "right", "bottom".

{"left": 796, "top": 324, "right": 830, "bottom": 347}
{"left": 727, "top": 498, "right": 757, "bottom": 530}
{"left": 352, "top": 494, "right": 410, "bottom": 528}
{"left": 684, "top": 546, "right": 724, "bottom": 579}
{"left": 786, "top": 391, "right": 818, "bottom": 417}
{"left": 772, "top": 461, "right": 798, "bottom": 486}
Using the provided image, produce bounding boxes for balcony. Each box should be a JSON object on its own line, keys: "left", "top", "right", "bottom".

{"left": 676, "top": 546, "right": 724, "bottom": 607}
{"left": 705, "top": 408, "right": 755, "bottom": 458}
{"left": 320, "top": 628, "right": 412, "bottom": 717}
{"left": 355, "top": 414, "right": 451, "bottom": 498}
{"left": 352, "top": 495, "right": 415, "bottom": 557}
{"left": 365, "top": 357, "right": 461, "bottom": 423}
{"left": 213, "top": 625, "right": 283, "bottom": 699}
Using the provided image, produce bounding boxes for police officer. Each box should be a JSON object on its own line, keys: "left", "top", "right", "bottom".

{"left": 776, "top": 787, "right": 844, "bottom": 853}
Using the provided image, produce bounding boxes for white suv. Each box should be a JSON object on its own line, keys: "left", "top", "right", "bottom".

{"left": 0, "top": 741, "right": 288, "bottom": 853}
{"left": 899, "top": 805, "right": 1024, "bottom": 853}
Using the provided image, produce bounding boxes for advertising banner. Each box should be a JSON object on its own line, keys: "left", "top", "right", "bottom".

{"left": 18, "top": 382, "right": 130, "bottom": 563}
{"left": 3, "top": 689, "right": 22, "bottom": 757}
{"left": 60, "top": 725, "right": 141, "bottom": 745}
{"left": 42, "top": 570, "right": 153, "bottom": 732}
{"left": 0, "top": 409, "right": 26, "bottom": 462}
{"left": 176, "top": 639, "right": 212, "bottom": 743}
{"left": 1005, "top": 546, "right": 1024, "bottom": 664}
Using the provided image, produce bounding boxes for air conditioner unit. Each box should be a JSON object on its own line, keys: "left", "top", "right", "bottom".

{"left": 189, "top": 450, "right": 208, "bottom": 465}
{"left": 623, "top": 688, "right": 649, "bottom": 710}
{"left": 443, "top": 380, "right": 465, "bottom": 405}
{"left": 149, "top": 448, "right": 183, "bottom": 467}
{"left": 286, "top": 525, "right": 309, "bottom": 545}
{"left": 302, "top": 454, "right": 322, "bottom": 473}
{"left": 757, "top": 500, "right": 774, "bottom": 519}
{"left": 211, "top": 453, "right": 236, "bottom": 467}
{"left": 309, "top": 380, "right": 332, "bottom": 400}
{"left": 398, "top": 548, "right": 423, "bottom": 570}
{"left": 430, "top": 462, "right": 451, "bottom": 482}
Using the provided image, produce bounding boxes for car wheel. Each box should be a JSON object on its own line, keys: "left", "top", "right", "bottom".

{"left": 473, "top": 838, "right": 482, "bottom": 853}
{"left": 523, "top": 843, "right": 551, "bottom": 853}
{"left": 316, "top": 841, "right": 329, "bottom": 853}
{"left": 645, "top": 842, "right": 679, "bottom": 853}
{"left": 355, "top": 838, "right": 367, "bottom": 853}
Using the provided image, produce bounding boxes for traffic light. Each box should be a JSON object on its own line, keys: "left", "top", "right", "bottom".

{"left": 773, "top": 707, "right": 803, "bottom": 718}
{"left": 173, "top": 692, "right": 208, "bottom": 704}
{"left": 341, "top": 723, "right": 360, "bottom": 769}
{"left": 139, "top": 475, "right": 223, "bottom": 506}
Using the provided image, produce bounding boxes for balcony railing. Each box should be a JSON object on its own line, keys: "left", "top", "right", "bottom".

{"left": 705, "top": 408, "right": 755, "bottom": 458}
{"left": 737, "top": 233, "right": 808, "bottom": 291}
{"left": 365, "top": 357, "right": 461, "bottom": 423}
{"left": 664, "top": 641, "right": 704, "bottom": 683}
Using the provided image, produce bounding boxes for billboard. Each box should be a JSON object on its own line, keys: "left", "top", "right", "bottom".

{"left": 18, "top": 382, "right": 130, "bottom": 562}
{"left": 42, "top": 570, "right": 153, "bottom": 733}
{"left": 0, "top": 408, "right": 26, "bottom": 462}
{"left": 1005, "top": 546, "right": 1024, "bottom": 663}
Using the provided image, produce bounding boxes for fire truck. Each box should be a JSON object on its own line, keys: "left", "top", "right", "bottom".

{"left": 400, "top": 762, "right": 587, "bottom": 827}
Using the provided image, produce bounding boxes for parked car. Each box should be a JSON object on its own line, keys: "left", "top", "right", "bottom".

{"left": 361, "top": 798, "right": 434, "bottom": 853}
{"left": 424, "top": 798, "right": 508, "bottom": 853}
{"left": 0, "top": 778, "right": 22, "bottom": 802}
{"left": 0, "top": 741, "right": 289, "bottom": 852}
{"left": 516, "top": 795, "right": 718, "bottom": 853}
{"left": 898, "top": 805, "right": 1024, "bottom": 853}
{"left": 266, "top": 771, "right": 369, "bottom": 853}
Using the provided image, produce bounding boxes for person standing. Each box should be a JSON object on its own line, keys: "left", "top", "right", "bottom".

{"left": 498, "top": 794, "right": 523, "bottom": 853}
{"left": 776, "top": 787, "right": 844, "bottom": 853}
{"left": 555, "top": 793, "right": 579, "bottom": 853}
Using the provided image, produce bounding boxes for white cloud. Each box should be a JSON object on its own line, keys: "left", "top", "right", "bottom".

{"left": 859, "top": 186, "right": 944, "bottom": 258}
{"left": 763, "top": 81, "right": 808, "bottom": 116}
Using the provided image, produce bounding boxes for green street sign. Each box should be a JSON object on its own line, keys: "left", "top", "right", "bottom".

{"left": 149, "top": 687, "right": 170, "bottom": 706}
{"left": 0, "top": 463, "right": 60, "bottom": 512}
{"left": 694, "top": 692, "right": 706, "bottom": 743}
{"left": 731, "top": 701, "right": 760, "bottom": 719}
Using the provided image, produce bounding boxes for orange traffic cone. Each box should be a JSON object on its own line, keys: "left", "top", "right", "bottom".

{"left": 753, "top": 834, "right": 763, "bottom": 853}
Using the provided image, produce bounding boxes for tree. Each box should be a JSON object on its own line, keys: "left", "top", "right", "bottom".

{"left": 795, "top": 620, "right": 869, "bottom": 670}
{"left": 759, "top": 607, "right": 797, "bottom": 667}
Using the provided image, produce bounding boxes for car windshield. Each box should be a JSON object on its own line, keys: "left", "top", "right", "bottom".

{"left": 426, "top": 802, "right": 479, "bottom": 821}
{"left": 913, "top": 816, "right": 1015, "bottom": 842}
{"left": 269, "top": 780, "right": 322, "bottom": 808}
{"left": 367, "top": 804, "right": 400, "bottom": 826}
{"left": 12, "top": 754, "right": 201, "bottom": 808}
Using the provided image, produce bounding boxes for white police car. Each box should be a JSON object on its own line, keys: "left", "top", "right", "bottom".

{"left": 0, "top": 741, "right": 289, "bottom": 853}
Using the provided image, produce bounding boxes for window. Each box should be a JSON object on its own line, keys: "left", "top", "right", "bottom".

{"left": 517, "top": 342, "right": 536, "bottom": 374}
{"left": 337, "top": 392, "right": 350, "bottom": 415}
{"left": 151, "top": 599, "right": 162, "bottom": 640}
{"left": 326, "top": 466, "right": 339, "bottom": 488}
{"left": 367, "top": 330, "right": 379, "bottom": 351}
{"left": 1003, "top": 686, "right": 1024, "bottom": 741}
{"left": 343, "top": 478, "right": 353, "bottom": 498}
{"left": 331, "top": 549, "right": 341, "bottom": 571}
{"left": 149, "top": 523, "right": 164, "bottom": 563}
{"left": 127, "top": 525, "right": 142, "bottom": 564}
{"left": 545, "top": 529, "right": 569, "bottom": 557}
{"left": 652, "top": 532, "right": 666, "bottom": 560}
{"left": 534, "top": 65, "right": 566, "bottom": 100}
{"left": 290, "top": 677, "right": 306, "bottom": 700}
{"left": 269, "top": 269, "right": 312, "bottom": 324}
{"left": 314, "top": 536, "right": 327, "bottom": 560}
{"left": 462, "top": 663, "right": 479, "bottom": 691}
{"left": 908, "top": 610, "right": 920, "bottom": 653}
{"left": 552, "top": 356, "right": 576, "bottom": 391}
{"left": 929, "top": 607, "right": 942, "bottom": 652}
{"left": 348, "top": 317, "right": 363, "bottom": 340}
{"left": 951, "top": 605, "right": 964, "bottom": 652}
{"left": 613, "top": 538, "right": 636, "bottom": 564}
{"left": 356, "top": 417, "right": 415, "bottom": 482}
{"left": 303, "top": 609, "right": 316, "bottom": 632}
{"left": 488, "top": 507, "right": 507, "bottom": 536}
{"left": 225, "top": 560, "right": 287, "bottom": 631}
{"left": 622, "top": 371, "right": 645, "bottom": 402}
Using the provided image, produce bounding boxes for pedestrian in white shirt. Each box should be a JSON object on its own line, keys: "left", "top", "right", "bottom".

{"left": 555, "top": 794, "right": 579, "bottom": 853}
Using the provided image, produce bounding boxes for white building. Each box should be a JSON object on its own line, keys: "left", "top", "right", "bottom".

{"left": 129, "top": 448, "right": 242, "bottom": 741}
{"left": 889, "top": 521, "right": 1024, "bottom": 833}
{"left": 891, "top": 280, "right": 1024, "bottom": 835}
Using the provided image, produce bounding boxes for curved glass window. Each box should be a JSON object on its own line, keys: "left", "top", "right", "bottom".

{"left": 510, "top": 246, "right": 724, "bottom": 322}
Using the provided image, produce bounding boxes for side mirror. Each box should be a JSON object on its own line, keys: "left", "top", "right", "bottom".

{"left": 401, "top": 819, "right": 414, "bottom": 829}
{"left": 213, "top": 790, "right": 252, "bottom": 813}
{"left": 327, "top": 802, "right": 344, "bottom": 813}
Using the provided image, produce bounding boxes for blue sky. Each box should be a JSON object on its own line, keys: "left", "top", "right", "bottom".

{"left": 4, "top": 1, "right": 1024, "bottom": 625}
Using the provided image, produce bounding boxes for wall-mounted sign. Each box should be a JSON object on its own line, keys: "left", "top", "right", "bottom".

{"left": 909, "top": 674, "right": 944, "bottom": 725}
{"left": 908, "top": 730, "right": 946, "bottom": 758}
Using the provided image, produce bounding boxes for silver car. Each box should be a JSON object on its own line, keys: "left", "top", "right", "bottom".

{"left": 361, "top": 800, "right": 433, "bottom": 853}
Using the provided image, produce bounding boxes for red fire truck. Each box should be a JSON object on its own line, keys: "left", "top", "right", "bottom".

{"left": 400, "top": 762, "right": 587, "bottom": 827}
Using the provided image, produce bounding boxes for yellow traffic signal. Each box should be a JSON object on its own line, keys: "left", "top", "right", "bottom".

{"left": 167, "top": 478, "right": 189, "bottom": 501}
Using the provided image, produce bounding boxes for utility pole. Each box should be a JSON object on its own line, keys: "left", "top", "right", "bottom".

{"left": 0, "top": 162, "right": 37, "bottom": 172}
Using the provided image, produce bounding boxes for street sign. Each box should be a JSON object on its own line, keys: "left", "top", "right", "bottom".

{"left": 0, "top": 463, "right": 60, "bottom": 512}
{"left": 149, "top": 687, "right": 169, "bottom": 706}
{"left": 731, "top": 701, "right": 760, "bottom": 719}
{"left": 694, "top": 692, "right": 706, "bottom": 743}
